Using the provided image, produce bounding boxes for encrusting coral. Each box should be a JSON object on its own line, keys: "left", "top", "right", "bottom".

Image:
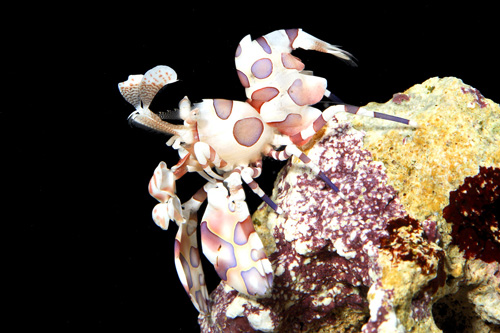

{"left": 443, "top": 166, "right": 500, "bottom": 263}
{"left": 199, "top": 77, "right": 500, "bottom": 332}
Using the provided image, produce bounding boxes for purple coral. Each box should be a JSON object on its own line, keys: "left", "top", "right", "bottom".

{"left": 382, "top": 216, "right": 443, "bottom": 274}
{"left": 200, "top": 122, "right": 409, "bottom": 332}
{"left": 443, "top": 166, "right": 500, "bottom": 263}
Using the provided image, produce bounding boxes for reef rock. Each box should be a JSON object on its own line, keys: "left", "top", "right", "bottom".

{"left": 199, "top": 77, "right": 500, "bottom": 332}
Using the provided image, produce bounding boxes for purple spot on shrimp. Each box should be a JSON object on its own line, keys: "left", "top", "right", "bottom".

{"left": 195, "top": 290, "right": 208, "bottom": 313}
{"left": 256, "top": 36, "right": 272, "bottom": 54}
{"left": 180, "top": 254, "right": 193, "bottom": 290}
{"left": 233, "top": 117, "right": 264, "bottom": 147}
{"left": 251, "top": 58, "right": 273, "bottom": 79}
{"left": 235, "top": 44, "right": 242, "bottom": 57}
{"left": 213, "top": 99, "right": 233, "bottom": 120}
{"left": 288, "top": 79, "right": 307, "bottom": 106}
{"left": 287, "top": 77, "right": 327, "bottom": 106}
{"left": 281, "top": 52, "right": 305, "bottom": 71}
{"left": 190, "top": 246, "right": 201, "bottom": 268}
{"left": 241, "top": 267, "right": 271, "bottom": 296}
{"left": 285, "top": 28, "right": 299, "bottom": 48}
{"left": 234, "top": 216, "right": 254, "bottom": 245}
{"left": 237, "top": 70, "right": 250, "bottom": 88}
{"left": 251, "top": 248, "right": 267, "bottom": 261}
{"left": 251, "top": 87, "right": 279, "bottom": 102}
{"left": 200, "top": 221, "right": 236, "bottom": 281}
{"left": 175, "top": 243, "right": 193, "bottom": 291}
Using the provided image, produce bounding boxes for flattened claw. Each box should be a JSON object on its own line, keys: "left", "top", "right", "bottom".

{"left": 201, "top": 184, "right": 273, "bottom": 296}
{"left": 152, "top": 197, "right": 183, "bottom": 230}
{"left": 149, "top": 161, "right": 176, "bottom": 202}
{"left": 149, "top": 164, "right": 211, "bottom": 313}
{"left": 152, "top": 203, "right": 170, "bottom": 230}
{"left": 149, "top": 163, "right": 211, "bottom": 313}
{"left": 148, "top": 162, "right": 184, "bottom": 228}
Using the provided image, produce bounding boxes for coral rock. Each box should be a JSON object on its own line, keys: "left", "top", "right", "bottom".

{"left": 199, "top": 77, "right": 500, "bottom": 332}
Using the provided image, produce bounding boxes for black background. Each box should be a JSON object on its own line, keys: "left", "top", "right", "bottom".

{"left": 7, "top": 2, "right": 498, "bottom": 331}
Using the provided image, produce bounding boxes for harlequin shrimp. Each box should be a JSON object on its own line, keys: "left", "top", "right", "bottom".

{"left": 117, "top": 28, "right": 417, "bottom": 316}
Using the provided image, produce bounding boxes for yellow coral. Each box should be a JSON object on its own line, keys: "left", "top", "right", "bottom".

{"left": 343, "top": 77, "right": 500, "bottom": 222}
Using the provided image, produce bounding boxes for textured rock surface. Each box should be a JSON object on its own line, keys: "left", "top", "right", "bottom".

{"left": 348, "top": 77, "right": 499, "bottom": 222}
{"left": 346, "top": 77, "right": 500, "bottom": 332}
{"left": 199, "top": 77, "right": 500, "bottom": 332}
